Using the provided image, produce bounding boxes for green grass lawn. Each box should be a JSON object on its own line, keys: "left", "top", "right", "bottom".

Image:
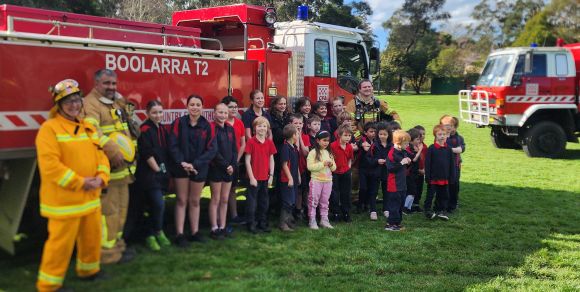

{"left": 1, "top": 95, "right": 579, "bottom": 291}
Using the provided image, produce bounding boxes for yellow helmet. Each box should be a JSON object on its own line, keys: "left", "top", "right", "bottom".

{"left": 50, "top": 79, "right": 81, "bottom": 103}
{"left": 108, "top": 132, "right": 136, "bottom": 162}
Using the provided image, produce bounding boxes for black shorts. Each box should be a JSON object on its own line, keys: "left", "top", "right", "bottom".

{"left": 171, "top": 163, "right": 208, "bottom": 182}
{"left": 208, "top": 166, "right": 234, "bottom": 183}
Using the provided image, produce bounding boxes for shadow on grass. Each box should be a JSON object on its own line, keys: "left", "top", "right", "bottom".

{"left": 561, "top": 149, "right": 580, "bottom": 160}
{"left": 1, "top": 182, "right": 579, "bottom": 291}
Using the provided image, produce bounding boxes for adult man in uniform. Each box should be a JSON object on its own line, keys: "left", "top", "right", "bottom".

{"left": 83, "top": 69, "right": 136, "bottom": 264}
{"left": 345, "top": 79, "right": 401, "bottom": 129}
{"left": 345, "top": 79, "right": 401, "bottom": 206}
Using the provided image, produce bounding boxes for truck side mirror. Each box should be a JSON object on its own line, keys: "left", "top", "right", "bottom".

{"left": 369, "top": 47, "right": 380, "bottom": 75}
{"left": 524, "top": 51, "right": 533, "bottom": 74}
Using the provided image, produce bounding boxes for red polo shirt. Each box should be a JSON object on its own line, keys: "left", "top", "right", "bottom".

{"left": 245, "top": 136, "right": 277, "bottom": 180}
{"left": 227, "top": 117, "right": 245, "bottom": 151}
{"left": 330, "top": 140, "right": 353, "bottom": 174}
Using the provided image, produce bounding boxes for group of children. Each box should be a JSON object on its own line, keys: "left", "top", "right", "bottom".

{"left": 133, "top": 91, "right": 466, "bottom": 252}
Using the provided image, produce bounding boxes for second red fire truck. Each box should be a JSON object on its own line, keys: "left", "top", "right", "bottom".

{"left": 459, "top": 41, "right": 580, "bottom": 158}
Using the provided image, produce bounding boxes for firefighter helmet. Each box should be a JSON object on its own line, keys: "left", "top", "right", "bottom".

{"left": 108, "top": 132, "right": 135, "bottom": 162}
{"left": 50, "top": 79, "right": 81, "bottom": 103}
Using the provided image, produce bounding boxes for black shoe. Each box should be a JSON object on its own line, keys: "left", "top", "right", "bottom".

{"left": 425, "top": 211, "right": 436, "bottom": 220}
{"left": 247, "top": 223, "right": 258, "bottom": 234}
{"left": 175, "top": 234, "right": 190, "bottom": 248}
{"left": 343, "top": 213, "right": 352, "bottom": 223}
{"left": 411, "top": 205, "right": 422, "bottom": 212}
{"left": 330, "top": 213, "right": 341, "bottom": 222}
{"left": 230, "top": 216, "right": 246, "bottom": 225}
{"left": 118, "top": 249, "right": 136, "bottom": 264}
{"left": 257, "top": 222, "right": 272, "bottom": 233}
{"left": 210, "top": 229, "right": 225, "bottom": 240}
{"left": 221, "top": 227, "right": 234, "bottom": 239}
{"left": 188, "top": 232, "right": 207, "bottom": 243}
{"left": 79, "top": 270, "right": 110, "bottom": 282}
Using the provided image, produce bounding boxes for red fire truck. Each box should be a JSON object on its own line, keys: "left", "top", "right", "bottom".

{"left": 459, "top": 42, "right": 580, "bottom": 158}
{"left": 0, "top": 4, "right": 380, "bottom": 254}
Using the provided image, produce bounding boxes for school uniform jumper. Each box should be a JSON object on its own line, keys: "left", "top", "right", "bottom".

{"left": 209, "top": 122, "right": 238, "bottom": 182}
{"left": 368, "top": 141, "right": 392, "bottom": 212}
{"left": 357, "top": 136, "right": 377, "bottom": 211}
{"left": 330, "top": 141, "right": 354, "bottom": 216}
{"left": 446, "top": 132, "right": 465, "bottom": 211}
{"left": 134, "top": 119, "right": 170, "bottom": 237}
{"left": 386, "top": 147, "right": 408, "bottom": 225}
{"left": 424, "top": 143, "right": 456, "bottom": 213}
{"left": 168, "top": 115, "right": 216, "bottom": 182}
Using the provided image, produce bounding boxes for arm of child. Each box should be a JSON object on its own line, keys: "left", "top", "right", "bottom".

{"left": 237, "top": 136, "right": 246, "bottom": 162}
{"left": 307, "top": 150, "right": 324, "bottom": 172}
{"left": 268, "top": 154, "right": 275, "bottom": 186}
{"left": 245, "top": 154, "right": 257, "bottom": 187}
{"left": 282, "top": 161, "right": 293, "bottom": 186}
{"left": 330, "top": 156, "right": 337, "bottom": 172}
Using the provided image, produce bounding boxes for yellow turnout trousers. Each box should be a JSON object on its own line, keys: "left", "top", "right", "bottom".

{"left": 37, "top": 209, "right": 101, "bottom": 292}
{"left": 100, "top": 182, "right": 129, "bottom": 264}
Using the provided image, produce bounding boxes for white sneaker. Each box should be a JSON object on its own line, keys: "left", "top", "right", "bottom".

{"left": 309, "top": 219, "right": 319, "bottom": 230}
{"left": 383, "top": 211, "right": 389, "bottom": 218}
{"left": 319, "top": 218, "right": 334, "bottom": 229}
{"left": 370, "top": 212, "right": 378, "bottom": 221}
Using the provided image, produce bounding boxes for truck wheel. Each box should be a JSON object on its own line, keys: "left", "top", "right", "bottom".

{"left": 490, "top": 128, "right": 520, "bottom": 149}
{"left": 522, "top": 121, "right": 566, "bottom": 158}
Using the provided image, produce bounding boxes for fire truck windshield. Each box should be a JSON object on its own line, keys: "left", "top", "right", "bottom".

{"left": 477, "top": 54, "right": 516, "bottom": 87}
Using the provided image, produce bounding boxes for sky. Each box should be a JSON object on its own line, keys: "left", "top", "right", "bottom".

{"left": 348, "top": 0, "right": 481, "bottom": 49}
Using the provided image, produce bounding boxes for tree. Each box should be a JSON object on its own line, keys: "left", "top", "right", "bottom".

{"left": 470, "top": 0, "right": 544, "bottom": 46}
{"left": 428, "top": 47, "right": 464, "bottom": 78}
{"left": 513, "top": 0, "right": 579, "bottom": 46}
{"left": 382, "top": 0, "right": 449, "bottom": 93}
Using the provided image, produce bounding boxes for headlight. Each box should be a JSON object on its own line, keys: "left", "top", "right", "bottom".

{"left": 264, "top": 8, "right": 277, "bottom": 26}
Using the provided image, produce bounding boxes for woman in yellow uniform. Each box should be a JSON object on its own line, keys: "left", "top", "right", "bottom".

{"left": 36, "top": 79, "right": 111, "bottom": 292}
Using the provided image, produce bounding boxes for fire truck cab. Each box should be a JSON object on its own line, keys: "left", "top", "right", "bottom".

{"left": 459, "top": 43, "right": 580, "bottom": 158}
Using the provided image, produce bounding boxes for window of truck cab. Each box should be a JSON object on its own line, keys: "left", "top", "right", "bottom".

{"left": 336, "top": 41, "right": 368, "bottom": 94}
{"left": 314, "top": 39, "right": 331, "bottom": 77}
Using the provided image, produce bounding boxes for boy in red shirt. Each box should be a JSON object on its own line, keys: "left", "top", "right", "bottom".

{"left": 244, "top": 116, "right": 277, "bottom": 233}
{"left": 330, "top": 124, "right": 354, "bottom": 222}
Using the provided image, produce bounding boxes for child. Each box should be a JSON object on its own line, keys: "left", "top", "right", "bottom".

{"left": 242, "top": 89, "right": 272, "bottom": 140}
{"left": 424, "top": 124, "right": 456, "bottom": 221}
{"left": 279, "top": 124, "right": 300, "bottom": 231}
{"left": 412, "top": 125, "right": 427, "bottom": 212}
{"left": 222, "top": 95, "right": 246, "bottom": 226}
{"left": 306, "top": 131, "right": 336, "bottom": 229}
{"left": 295, "top": 97, "right": 312, "bottom": 133}
{"left": 330, "top": 124, "right": 354, "bottom": 222}
{"left": 368, "top": 122, "right": 392, "bottom": 219}
{"left": 290, "top": 113, "right": 311, "bottom": 220}
{"left": 356, "top": 122, "right": 377, "bottom": 217}
{"left": 244, "top": 116, "right": 277, "bottom": 233}
{"left": 329, "top": 96, "right": 345, "bottom": 135}
{"left": 307, "top": 115, "right": 322, "bottom": 148}
{"left": 385, "top": 130, "right": 412, "bottom": 231}
{"left": 440, "top": 115, "right": 465, "bottom": 213}
{"left": 136, "top": 100, "right": 171, "bottom": 251}
{"left": 208, "top": 103, "right": 238, "bottom": 239}
{"left": 403, "top": 128, "right": 423, "bottom": 214}
{"left": 312, "top": 101, "right": 331, "bottom": 133}
{"left": 168, "top": 95, "right": 217, "bottom": 247}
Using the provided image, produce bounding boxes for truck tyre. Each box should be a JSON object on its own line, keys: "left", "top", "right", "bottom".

{"left": 490, "top": 127, "right": 520, "bottom": 149}
{"left": 522, "top": 121, "right": 566, "bottom": 158}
